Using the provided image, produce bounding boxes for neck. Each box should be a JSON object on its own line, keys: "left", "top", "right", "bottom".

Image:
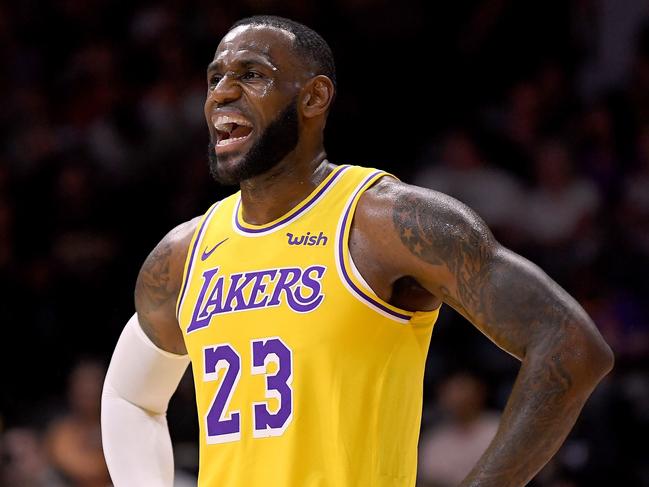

{"left": 238, "top": 147, "right": 331, "bottom": 225}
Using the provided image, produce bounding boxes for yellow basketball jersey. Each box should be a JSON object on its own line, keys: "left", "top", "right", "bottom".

{"left": 176, "top": 165, "right": 439, "bottom": 486}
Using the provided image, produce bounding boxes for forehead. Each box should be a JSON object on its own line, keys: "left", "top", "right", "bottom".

{"left": 213, "top": 24, "right": 298, "bottom": 69}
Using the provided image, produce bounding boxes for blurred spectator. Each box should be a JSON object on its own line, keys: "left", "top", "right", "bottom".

{"left": 575, "top": 103, "right": 621, "bottom": 199}
{"left": 1, "top": 427, "right": 68, "bottom": 487}
{"left": 523, "top": 140, "right": 601, "bottom": 278}
{"left": 526, "top": 140, "right": 600, "bottom": 245}
{"left": 414, "top": 130, "right": 525, "bottom": 245}
{"left": 45, "top": 360, "right": 110, "bottom": 487}
{"left": 505, "top": 81, "right": 542, "bottom": 151}
{"left": 417, "top": 372, "right": 500, "bottom": 487}
{"left": 577, "top": 0, "right": 649, "bottom": 99}
{"left": 621, "top": 124, "right": 649, "bottom": 259}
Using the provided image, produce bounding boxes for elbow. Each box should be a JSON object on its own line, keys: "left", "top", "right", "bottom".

{"left": 570, "top": 324, "right": 614, "bottom": 386}
{"left": 529, "top": 319, "right": 615, "bottom": 392}
{"left": 590, "top": 335, "right": 614, "bottom": 378}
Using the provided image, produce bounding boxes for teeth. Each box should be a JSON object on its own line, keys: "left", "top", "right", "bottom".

{"left": 220, "top": 122, "right": 235, "bottom": 134}
{"left": 216, "top": 135, "right": 250, "bottom": 146}
{"left": 212, "top": 114, "right": 252, "bottom": 131}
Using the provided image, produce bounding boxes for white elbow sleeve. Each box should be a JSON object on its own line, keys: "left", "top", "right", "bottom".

{"left": 101, "top": 314, "right": 190, "bottom": 486}
{"left": 103, "top": 313, "right": 190, "bottom": 414}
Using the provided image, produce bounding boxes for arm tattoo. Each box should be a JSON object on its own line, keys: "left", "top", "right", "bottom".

{"left": 392, "top": 192, "right": 575, "bottom": 354}
{"left": 392, "top": 191, "right": 607, "bottom": 486}
{"left": 393, "top": 192, "right": 494, "bottom": 323}
{"left": 136, "top": 241, "right": 174, "bottom": 310}
{"left": 134, "top": 240, "right": 184, "bottom": 353}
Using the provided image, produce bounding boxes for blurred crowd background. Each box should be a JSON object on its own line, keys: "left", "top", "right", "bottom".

{"left": 1, "top": 0, "right": 648, "bottom": 486}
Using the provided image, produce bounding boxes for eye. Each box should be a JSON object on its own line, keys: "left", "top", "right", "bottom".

{"left": 241, "top": 71, "right": 263, "bottom": 80}
{"left": 208, "top": 74, "right": 223, "bottom": 87}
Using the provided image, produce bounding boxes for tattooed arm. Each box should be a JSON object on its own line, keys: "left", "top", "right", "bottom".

{"left": 134, "top": 218, "right": 200, "bottom": 354}
{"left": 356, "top": 179, "right": 614, "bottom": 487}
{"left": 101, "top": 219, "right": 199, "bottom": 486}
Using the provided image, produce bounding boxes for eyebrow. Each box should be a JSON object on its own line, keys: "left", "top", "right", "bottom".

{"left": 207, "top": 56, "right": 277, "bottom": 73}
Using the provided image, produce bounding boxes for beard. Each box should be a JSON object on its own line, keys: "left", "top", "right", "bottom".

{"left": 208, "top": 98, "right": 299, "bottom": 185}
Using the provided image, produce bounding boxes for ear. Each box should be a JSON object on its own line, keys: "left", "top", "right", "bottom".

{"left": 301, "top": 75, "right": 335, "bottom": 119}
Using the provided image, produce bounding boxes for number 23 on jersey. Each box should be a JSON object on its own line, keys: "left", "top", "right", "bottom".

{"left": 203, "top": 337, "right": 293, "bottom": 444}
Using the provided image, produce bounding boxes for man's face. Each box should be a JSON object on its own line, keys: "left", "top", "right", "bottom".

{"left": 205, "top": 25, "right": 305, "bottom": 185}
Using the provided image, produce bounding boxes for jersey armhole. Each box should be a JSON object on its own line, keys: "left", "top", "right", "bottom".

{"left": 175, "top": 201, "right": 222, "bottom": 320}
{"left": 335, "top": 171, "right": 440, "bottom": 325}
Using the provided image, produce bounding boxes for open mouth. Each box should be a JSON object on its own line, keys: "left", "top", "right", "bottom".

{"left": 212, "top": 113, "right": 254, "bottom": 148}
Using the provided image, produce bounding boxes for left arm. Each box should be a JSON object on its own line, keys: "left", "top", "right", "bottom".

{"left": 364, "top": 179, "right": 614, "bottom": 487}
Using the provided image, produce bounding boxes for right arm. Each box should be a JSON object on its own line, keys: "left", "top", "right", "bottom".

{"left": 101, "top": 218, "right": 199, "bottom": 486}
{"left": 134, "top": 219, "right": 198, "bottom": 354}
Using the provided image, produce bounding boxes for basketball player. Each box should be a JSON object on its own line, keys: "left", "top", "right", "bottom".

{"left": 101, "top": 16, "right": 613, "bottom": 487}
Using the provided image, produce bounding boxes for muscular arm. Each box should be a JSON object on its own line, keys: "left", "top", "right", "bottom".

{"left": 101, "top": 218, "right": 199, "bottom": 486}
{"left": 358, "top": 179, "right": 613, "bottom": 487}
{"left": 135, "top": 217, "right": 200, "bottom": 354}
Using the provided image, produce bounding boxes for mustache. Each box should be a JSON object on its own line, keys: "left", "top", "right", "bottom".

{"left": 207, "top": 97, "right": 299, "bottom": 186}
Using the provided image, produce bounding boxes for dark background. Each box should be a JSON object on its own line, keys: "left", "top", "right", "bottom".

{"left": 1, "top": 0, "right": 648, "bottom": 486}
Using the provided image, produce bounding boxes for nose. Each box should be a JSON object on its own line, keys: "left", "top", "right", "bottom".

{"left": 208, "top": 74, "right": 242, "bottom": 106}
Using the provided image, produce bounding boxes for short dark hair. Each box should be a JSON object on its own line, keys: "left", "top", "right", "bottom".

{"left": 229, "top": 15, "right": 336, "bottom": 92}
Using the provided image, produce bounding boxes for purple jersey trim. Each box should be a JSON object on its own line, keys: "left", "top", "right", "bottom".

{"left": 176, "top": 202, "right": 221, "bottom": 319}
{"left": 234, "top": 165, "right": 351, "bottom": 235}
{"left": 337, "top": 172, "right": 413, "bottom": 321}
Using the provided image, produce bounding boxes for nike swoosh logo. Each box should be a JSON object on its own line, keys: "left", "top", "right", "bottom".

{"left": 201, "top": 238, "right": 229, "bottom": 261}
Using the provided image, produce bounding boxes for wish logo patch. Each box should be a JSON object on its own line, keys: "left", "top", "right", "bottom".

{"left": 286, "top": 231, "right": 328, "bottom": 246}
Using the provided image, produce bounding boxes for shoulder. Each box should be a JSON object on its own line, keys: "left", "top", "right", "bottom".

{"left": 137, "top": 216, "right": 202, "bottom": 295}
{"left": 357, "top": 176, "right": 495, "bottom": 244}
{"left": 164, "top": 216, "right": 202, "bottom": 251}
{"left": 354, "top": 176, "right": 498, "bottom": 278}
{"left": 356, "top": 174, "right": 464, "bottom": 214}
{"left": 163, "top": 216, "right": 202, "bottom": 264}
{"left": 133, "top": 217, "right": 201, "bottom": 353}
